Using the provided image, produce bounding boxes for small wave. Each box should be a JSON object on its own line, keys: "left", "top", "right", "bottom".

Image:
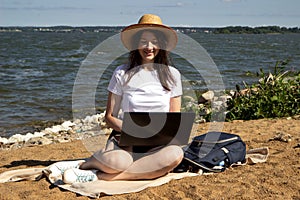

{"left": 21, "top": 69, "right": 46, "bottom": 77}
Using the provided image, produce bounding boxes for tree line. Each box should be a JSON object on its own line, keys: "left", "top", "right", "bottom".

{"left": 1, "top": 25, "right": 299, "bottom": 34}
{"left": 212, "top": 26, "right": 300, "bottom": 34}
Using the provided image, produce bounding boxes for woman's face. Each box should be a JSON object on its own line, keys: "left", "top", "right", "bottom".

{"left": 138, "top": 31, "right": 160, "bottom": 64}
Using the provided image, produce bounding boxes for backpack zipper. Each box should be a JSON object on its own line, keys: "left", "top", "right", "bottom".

{"left": 193, "top": 136, "right": 239, "bottom": 144}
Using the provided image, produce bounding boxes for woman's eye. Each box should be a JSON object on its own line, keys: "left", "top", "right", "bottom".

{"left": 139, "top": 40, "right": 159, "bottom": 46}
{"left": 152, "top": 40, "right": 158, "bottom": 45}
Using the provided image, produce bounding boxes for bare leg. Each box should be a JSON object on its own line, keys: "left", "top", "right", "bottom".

{"left": 96, "top": 145, "right": 183, "bottom": 181}
{"left": 80, "top": 138, "right": 133, "bottom": 173}
{"left": 80, "top": 149, "right": 133, "bottom": 173}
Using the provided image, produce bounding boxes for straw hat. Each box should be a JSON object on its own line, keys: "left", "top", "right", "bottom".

{"left": 121, "top": 14, "right": 178, "bottom": 51}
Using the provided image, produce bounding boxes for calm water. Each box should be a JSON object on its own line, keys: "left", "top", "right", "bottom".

{"left": 1, "top": 31, "right": 300, "bottom": 137}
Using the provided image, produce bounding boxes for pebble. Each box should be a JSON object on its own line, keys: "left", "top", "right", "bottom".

{"left": 269, "top": 132, "right": 293, "bottom": 143}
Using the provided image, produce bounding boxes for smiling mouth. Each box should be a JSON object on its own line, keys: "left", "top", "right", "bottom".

{"left": 144, "top": 50, "right": 155, "bottom": 56}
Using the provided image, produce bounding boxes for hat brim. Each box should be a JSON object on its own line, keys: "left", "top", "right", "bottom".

{"left": 121, "top": 24, "right": 178, "bottom": 51}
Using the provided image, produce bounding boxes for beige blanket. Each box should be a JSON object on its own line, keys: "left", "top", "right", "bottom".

{"left": 0, "top": 147, "right": 269, "bottom": 198}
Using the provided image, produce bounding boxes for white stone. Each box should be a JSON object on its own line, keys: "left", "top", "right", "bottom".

{"left": 61, "top": 121, "right": 75, "bottom": 129}
{"left": 91, "top": 115, "right": 100, "bottom": 124}
{"left": 73, "top": 119, "right": 81, "bottom": 124}
{"left": 202, "top": 91, "right": 214, "bottom": 101}
{"left": 8, "top": 134, "right": 24, "bottom": 143}
{"left": 83, "top": 116, "right": 92, "bottom": 124}
{"left": 40, "top": 129, "right": 52, "bottom": 135}
{"left": 0, "top": 137, "right": 8, "bottom": 144}
{"left": 45, "top": 125, "right": 62, "bottom": 133}
{"left": 99, "top": 112, "right": 105, "bottom": 119}
{"left": 26, "top": 137, "right": 52, "bottom": 146}
{"left": 33, "top": 132, "right": 45, "bottom": 137}
{"left": 23, "top": 132, "right": 34, "bottom": 142}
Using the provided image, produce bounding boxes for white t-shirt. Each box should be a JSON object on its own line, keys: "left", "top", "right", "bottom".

{"left": 107, "top": 64, "right": 182, "bottom": 119}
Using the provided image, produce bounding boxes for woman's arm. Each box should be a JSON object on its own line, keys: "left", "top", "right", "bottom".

{"left": 169, "top": 96, "right": 181, "bottom": 112}
{"left": 104, "top": 92, "right": 123, "bottom": 132}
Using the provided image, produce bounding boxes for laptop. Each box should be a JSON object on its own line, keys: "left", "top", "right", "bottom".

{"left": 118, "top": 112, "right": 195, "bottom": 146}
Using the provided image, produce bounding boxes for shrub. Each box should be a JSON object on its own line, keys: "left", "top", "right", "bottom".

{"left": 226, "top": 60, "right": 300, "bottom": 120}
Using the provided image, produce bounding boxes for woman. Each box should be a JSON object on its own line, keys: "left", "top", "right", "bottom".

{"left": 62, "top": 14, "right": 184, "bottom": 183}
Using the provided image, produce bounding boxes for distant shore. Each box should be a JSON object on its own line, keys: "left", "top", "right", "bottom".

{"left": 1, "top": 25, "right": 299, "bottom": 34}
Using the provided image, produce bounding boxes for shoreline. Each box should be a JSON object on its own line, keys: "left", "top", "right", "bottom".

{"left": 0, "top": 113, "right": 112, "bottom": 150}
{"left": 1, "top": 113, "right": 300, "bottom": 151}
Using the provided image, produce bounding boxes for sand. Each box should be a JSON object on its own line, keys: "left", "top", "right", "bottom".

{"left": 0, "top": 117, "right": 299, "bottom": 200}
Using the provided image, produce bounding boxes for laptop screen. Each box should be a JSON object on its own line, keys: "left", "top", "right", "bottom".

{"left": 119, "top": 112, "right": 195, "bottom": 146}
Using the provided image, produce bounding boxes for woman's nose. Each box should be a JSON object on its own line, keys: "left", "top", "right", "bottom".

{"left": 145, "top": 42, "right": 154, "bottom": 49}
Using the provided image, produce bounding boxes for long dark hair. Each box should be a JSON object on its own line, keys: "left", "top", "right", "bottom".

{"left": 125, "top": 29, "right": 176, "bottom": 91}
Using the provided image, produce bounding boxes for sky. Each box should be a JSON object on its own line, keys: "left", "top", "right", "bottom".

{"left": 0, "top": 0, "right": 299, "bottom": 27}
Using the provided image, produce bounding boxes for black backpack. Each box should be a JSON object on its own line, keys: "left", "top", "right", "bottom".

{"left": 174, "top": 132, "right": 246, "bottom": 173}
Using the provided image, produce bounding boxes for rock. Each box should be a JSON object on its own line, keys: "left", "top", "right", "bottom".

{"left": 25, "top": 137, "right": 53, "bottom": 146}
{"left": 40, "top": 129, "right": 52, "bottom": 135}
{"left": 23, "top": 133, "right": 34, "bottom": 142}
{"left": 8, "top": 134, "right": 25, "bottom": 143}
{"left": 292, "top": 115, "right": 300, "bottom": 120}
{"left": 91, "top": 115, "right": 100, "bottom": 124}
{"left": 0, "top": 137, "right": 8, "bottom": 145}
{"left": 10, "top": 142, "right": 24, "bottom": 150}
{"left": 198, "top": 91, "right": 214, "bottom": 103}
{"left": 55, "top": 138, "right": 71, "bottom": 143}
{"left": 45, "top": 122, "right": 73, "bottom": 134}
{"left": 195, "top": 118, "right": 206, "bottom": 123}
{"left": 45, "top": 126, "right": 61, "bottom": 134}
{"left": 269, "top": 132, "right": 293, "bottom": 143}
{"left": 82, "top": 116, "right": 92, "bottom": 124}
{"left": 67, "top": 129, "right": 76, "bottom": 135}
{"left": 73, "top": 119, "right": 82, "bottom": 124}
{"left": 61, "top": 121, "right": 75, "bottom": 129}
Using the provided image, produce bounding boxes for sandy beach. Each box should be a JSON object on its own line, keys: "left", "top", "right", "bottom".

{"left": 0, "top": 117, "right": 299, "bottom": 200}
